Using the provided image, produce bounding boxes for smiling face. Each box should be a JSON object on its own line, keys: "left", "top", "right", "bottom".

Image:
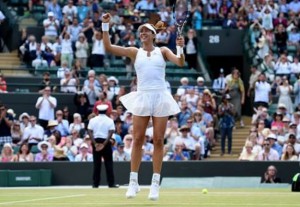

{"left": 139, "top": 27, "right": 155, "bottom": 44}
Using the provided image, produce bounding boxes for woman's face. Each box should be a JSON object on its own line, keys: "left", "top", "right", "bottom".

{"left": 246, "top": 146, "right": 252, "bottom": 153}
{"left": 287, "top": 145, "right": 294, "bottom": 154}
{"left": 139, "top": 27, "right": 155, "bottom": 43}
{"left": 21, "top": 144, "right": 29, "bottom": 153}
{"left": 4, "top": 147, "right": 12, "bottom": 155}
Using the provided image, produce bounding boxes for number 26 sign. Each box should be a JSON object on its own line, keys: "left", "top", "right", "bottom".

{"left": 209, "top": 35, "right": 220, "bottom": 44}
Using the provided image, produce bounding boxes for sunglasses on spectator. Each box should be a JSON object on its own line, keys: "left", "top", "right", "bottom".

{"left": 56, "top": 113, "right": 63, "bottom": 116}
{"left": 264, "top": 144, "right": 270, "bottom": 146}
{"left": 30, "top": 119, "right": 36, "bottom": 122}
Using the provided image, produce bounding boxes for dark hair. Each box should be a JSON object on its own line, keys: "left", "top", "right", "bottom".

{"left": 18, "top": 143, "right": 30, "bottom": 155}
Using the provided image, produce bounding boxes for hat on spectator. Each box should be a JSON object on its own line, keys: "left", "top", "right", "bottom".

{"left": 278, "top": 103, "right": 286, "bottom": 109}
{"left": 117, "top": 142, "right": 125, "bottom": 147}
{"left": 108, "top": 76, "right": 119, "bottom": 85}
{"left": 266, "top": 133, "right": 277, "bottom": 140}
{"left": 54, "top": 146, "right": 67, "bottom": 158}
{"left": 96, "top": 104, "right": 108, "bottom": 111}
{"left": 180, "top": 77, "right": 189, "bottom": 84}
{"left": 19, "top": 112, "right": 30, "bottom": 121}
{"left": 220, "top": 68, "right": 224, "bottom": 74}
{"left": 7, "top": 109, "right": 16, "bottom": 118}
{"left": 179, "top": 125, "right": 190, "bottom": 132}
{"left": 38, "top": 141, "right": 51, "bottom": 151}
{"left": 73, "top": 113, "right": 81, "bottom": 118}
{"left": 197, "top": 77, "right": 204, "bottom": 82}
{"left": 289, "top": 122, "right": 297, "bottom": 127}
{"left": 48, "top": 12, "right": 54, "bottom": 17}
{"left": 47, "top": 120, "right": 58, "bottom": 128}
{"left": 80, "top": 143, "right": 89, "bottom": 149}
{"left": 138, "top": 23, "right": 157, "bottom": 34}
{"left": 3, "top": 143, "right": 13, "bottom": 151}
{"left": 282, "top": 116, "right": 290, "bottom": 122}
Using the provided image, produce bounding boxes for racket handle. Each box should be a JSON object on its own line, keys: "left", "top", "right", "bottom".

{"left": 176, "top": 46, "right": 183, "bottom": 58}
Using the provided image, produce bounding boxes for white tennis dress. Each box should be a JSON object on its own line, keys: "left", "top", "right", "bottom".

{"left": 120, "top": 47, "right": 180, "bottom": 117}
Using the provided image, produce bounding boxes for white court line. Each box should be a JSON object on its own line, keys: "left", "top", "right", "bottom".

{"left": 0, "top": 194, "right": 85, "bottom": 205}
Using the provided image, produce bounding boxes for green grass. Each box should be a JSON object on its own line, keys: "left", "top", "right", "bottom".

{"left": 0, "top": 188, "right": 299, "bottom": 206}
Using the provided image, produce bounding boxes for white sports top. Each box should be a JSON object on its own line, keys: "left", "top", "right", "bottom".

{"left": 134, "top": 47, "right": 167, "bottom": 91}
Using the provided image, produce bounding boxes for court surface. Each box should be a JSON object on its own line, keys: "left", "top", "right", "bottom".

{"left": 0, "top": 187, "right": 299, "bottom": 207}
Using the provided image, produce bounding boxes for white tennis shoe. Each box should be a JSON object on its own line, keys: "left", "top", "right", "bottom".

{"left": 148, "top": 183, "right": 160, "bottom": 201}
{"left": 126, "top": 181, "right": 140, "bottom": 199}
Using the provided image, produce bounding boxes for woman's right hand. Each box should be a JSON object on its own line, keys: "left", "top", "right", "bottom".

{"left": 102, "top": 13, "right": 111, "bottom": 23}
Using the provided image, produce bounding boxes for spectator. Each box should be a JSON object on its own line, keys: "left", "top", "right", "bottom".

{"left": 62, "top": 106, "right": 73, "bottom": 124}
{"left": 267, "top": 133, "right": 283, "bottom": 158}
{"left": 155, "top": 27, "right": 169, "bottom": 47}
{"left": 69, "top": 113, "right": 85, "bottom": 134}
{"left": 198, "top": 89, "right": 216, "bottom": 116}
{"left": 274, "top": 24, "right": 288, "bottom": 53}
{"left": 39, "top": 72, "right": 53, "bottom": 93}
{"left": 287, "top": 26, "right": 300, "bottom": 47}
{"left": 135, "top": 0, "right": 155, "bottom": 10}
{"left": 194, "top": 76, "right": 206, "bottom": 95}
{"left": 73, "top": 92, "right": 90, "bottom": 120}
{"left": 226, "top": 69, "right": 245, "bottom": 127}
{"left": 291, "top": 56, "right": 300, "bottom": 81}
{"left": 281, "top": 143, "right": 298, "bottom": 161}
{"left": 35, "top": 86, "right": 57, "bottom": 129}
{"left": 60, "top": 29, "right": 73, "bottom": 68}
{"left": 277, "top": 76, "right": 293, "bottom": 114}
{"left": 0, "top": 104, "right": 13, "bottom": 146}
{"left": 123, "top": 134, "right": 133, "bottom": 156}
{"left": 81, "top": 18, "right": 94, "bottom": 44}
{"left": 93, "top": 91, "right": 113, "bottom": 116}
{"left": 142, "top": 135, "right": 154, "bottom": 161}
{"left": 55, "top": 110, "right": 69, "bottom": 137}
{"left": 259, "top": 54, "right": 276, "bottom": 82}
{"left": 0, "top": 73, "right": 7, "bottom": 93}
{"left": 57, "top": 61, "right": 70, "bottom": 79}
{"left": 60, "top": 70, "right": 78, "bottom": 93}
{"left": 63, "top": 136, "right": 78, "bottom": 161}
{"left": 13, "top": 143, "right": 34, "bottom": 162}
{"left": 47, "top": 0, "right": 63, "bottom": 22}
{"left": 284, "top": 133, "right": 300, "bottom": 154}
{"left": 177, "top": 101, "right": 192, "bottom": 127}
{"left": 53, "top": 146, "right": 69, "bottom": 161}
{"left": 254, "top": 73, "right": 272, "bottom": 109}
{"left": 247, "top": 66, "right": 261, "bottom": 106}
{"left": 275, "top": 54, "right": 291, "bottom": 77}
{"left": 239, "top": 141, "right": 257, "bottom": 161}
{"left": 21, "top": 115, "right": 44, "bottom": 148}
{"left": 11, "top": 121, "right": 22, "bottom": 145}
{"left": 257, "top": 139, "right": 280, "bottom": 161}
{"left": 44, "top": 120, "right": 58, "bottom": 138}
{"left": 222, "top": 12, "right": 237, "bottom": 28}
{"left": 52, "top": 37, "right": 62, "bottom": 66}
{"left": 184, "top": 87, "right": 199, "bottom": 113}
{"left": 74, "top": 142, "right": 93, "bottom": 161}
{"left": 164, "top": 117, "right": 180, "bottom": 150}
{"left": 43, "top": 12, "right": 60, "bottom": 42}
{"left": 113, "top": 142, "right": 131, "bottom": 161}
{"left": 261, "top": 165, "right": 281, "bottom": 183}
{"left": 218, "top": 94, "right": 235, "bottom": 155}
{"left": 90, "top": 31, "right": 105, "bottom": 68}
{"left": 0, "top": 143, "right": 14, "bottom": 162}
{"left": 77, "top": 0, "right": 89, "bottom": 23}
{"left": 107, "top": 76, "right": 120, "bottom": 96}
{"left": 63, "top": 0, "right": 78, "bottom": 22}
{"left": 168, "top": 141, "right": 190, "bottom": 161}
{"left": 32, "top": 44, "right": 48, "bottom": 69}
{"left": 19, "top": 112, "right": 30, "bottom": 133}
{"left": 35, "top": 141, "right": 53, "bottom": 162}
{"left": 176, "top": 77, "right": 190, "bottom": 96}
{"left": 212, "top": 68, "right": 226, "bottom": 95}
{"left": 192, "top": 6, "right": 202, "bottom": 31}
{"left": 68, "top": 18, "right": 82, "bottom": 48}
{"left": 261, "top": 6, "right": 274, "bottom": 31}
{"left": 288, "top": 0, "right": 300, "bottom": 14}
{"left": 184, "top": 29, "right": 198, "bottom": 70}
{"left": 40, "top": 36, "right": 53, "bottom": 52}
{"left": 75, "top": 33, "right": 89, "bottom": 68}
{"left": 294, "top": 77, "right": 300, "bottom": 107}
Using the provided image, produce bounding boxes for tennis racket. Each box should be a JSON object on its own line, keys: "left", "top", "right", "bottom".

{"left": 173, "top": 0, "right": 191, "bottom": 57}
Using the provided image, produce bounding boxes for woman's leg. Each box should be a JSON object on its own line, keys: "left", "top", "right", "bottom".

{"left": 152, "top": 116, "right": 168, "bottom": 173}
{"left": 126, "top": 115, "right": 149, "bottom": 198}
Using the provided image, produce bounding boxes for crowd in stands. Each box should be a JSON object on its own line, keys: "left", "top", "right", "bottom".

{"left": 2, "top": 0, "right": 300, "bottom": 163}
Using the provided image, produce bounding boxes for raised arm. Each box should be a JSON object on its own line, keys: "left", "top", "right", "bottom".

{"left": 102, "top": 13, "right": 137, "bottom": 60}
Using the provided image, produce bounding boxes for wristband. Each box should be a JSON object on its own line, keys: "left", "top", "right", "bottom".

{"left": 102, "top": 23, "right": 109, "bottom": 32}
{"left": 176, "top": 46, "right": 183, "bottom": 58}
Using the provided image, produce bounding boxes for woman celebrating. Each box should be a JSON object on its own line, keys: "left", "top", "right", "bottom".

{"left": 14, "top": 143, "right": 34, "bottom": 162}
{"left": 102, "top": 13, "right": 185, "bottom": 200}
{"left": 0, "top": 143, "right": 15, "bottom": 162}
{"left": 281, "top": 143, "right": 298, "bottom": 161}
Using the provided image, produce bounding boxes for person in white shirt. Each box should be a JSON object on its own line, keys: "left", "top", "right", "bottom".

{"left": 68, "top": 113, "right": 85, "bottom": 134}
{"left": 257, "top": 139, "right": 280, "bottom": 161}
{"left": 75, "top": 33, "right": 89, "bottom": 68}
{"left": 62, "top": 0, "right": 78, "bottom": 22}
{"left": 60, "top": 28, "right": 73, "bottom": 68}
{"left": 43, "top": 12, "right": 60, "bottom": 42}
{"left": 254, "top": 73, "right": 271, "bottom": 108}
{"left": 40, "top": 35, "right": 53, "bottom": 52}
{"left": 87, "top": 104, "right": 118, "bottom": 188}
{"left": 75, "top": 143, "right": 93, "bottom": 161}
{"left": 90, "top": 31, "right": 105, "bottom": 68}
{"left": 35, "top": 86, "right": 57, "bottom": 129}
{"left": 275, "top": 54, "right": 291, "bottom": 76}
{"left": 60, "top": 70, "right": 77, "bottom": 93}
{"left": 21, "top": 116, "right": 44, "bottom": 149}
{"left": 212, "top": 68, "right": 226, "bottom": 95}
{"left": 57, "top": 61, "right": 70, "bottom": 78}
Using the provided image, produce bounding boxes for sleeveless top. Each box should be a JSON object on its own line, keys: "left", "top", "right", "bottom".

{"left": 134, "top": 47, "right": 167, "bottom": 91}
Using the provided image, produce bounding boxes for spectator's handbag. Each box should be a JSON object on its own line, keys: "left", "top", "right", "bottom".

{"left": 291, "top": 173, "right": 300, "bottom": 192}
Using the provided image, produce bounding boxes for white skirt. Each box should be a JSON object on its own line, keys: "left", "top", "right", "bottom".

{"left": 120, "top": 89, "right": 180, "bottom": 117}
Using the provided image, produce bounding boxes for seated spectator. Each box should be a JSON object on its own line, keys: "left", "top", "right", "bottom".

{"left": 32, "top": 44, "right": 48, "bottom": 69}
{"left": 13, "top": 143, "right": 34, "bottom": 162}
{"left": 287, "top": 26, "right": 300, "bottom": 47}
{"left": 168, "top": 141, "right": 190, "bottom": 161}
{"left": 142, "top": 135, "right": 154, "bottom": 161}
{"left": 53, "top": 146, "right": 69, "bottom": 161}
{"left": 194, "top": 76, "right": 207, "bottom": 96}
{"left": 236, "top": 16, "right": 248, "bottom": 30}
{"left": 281, "top": 143, "right": 298, "bottom": 161}
{"left": 257, "top": 139, "right": 280, "bottom": 161}
{"left": 21, "top": 115, "right": 44, "bottom": 149}
{"left": 123, "top": 134, "right": 133, "bottom": 156}
{"left": 11, "top": 121, "right": 22, "bottom": 145}
{"left": 57, "top": 61, "right": 70, "bottom": 79}
{"left": 69, "top": 113, "right": 85, "bottom": 134}
{"left": 271, "top": 112, "right": 284, "bottom": 132}
{"left": 284, "top": 133, "right": 300, "bottom": 154}
{"left": 176, "top": 77, "right": 190, "bottom": 96}
{"left": 261, "top": 165, "right": 281, "bottom": 183}
{"left": 60, "top": 70, "right": 78, "bottom": 93}
{"left": 55, "top": 110, "right": 69, "bottom": 137}
{"left": 75, "top": 142, "right": 93, "bottom": 161}
{"left": 42, "top": 46, "right": 56, "bottom": 67}
{"left": 34, "top": 141, "right": 53, "bottom": 162}
{"left": 222, "top": 12, "right": 237, "bottom": 28}
{"left": 72, "top": 59, "right": 85, "bottom": 79}
{"left": 113, "top": 142, "right": 131, "bottom": 161}
{"left": 267, "top": 133, "right": 283, "bottom": 157}
{"left": 101, "top": 81, "right": 114, "bottom": 101}
{"left": 73, "top": 92, "right": 90, "bottom": 120}
{"left": 63, "top": 137, "right": 78, "bottom": 161}
{"left": 239, "top": 141, "right": 258, "bottom": 161}
{"left": 0, "top": 73, "right": 7, "bottom": 93}
{"left": 23, "top": 35, "right": 37, "bottom": 66}
{"left": 177, "top": 101, "right": 192, "bottom": 127}
{"left": 0, "top": 143, "right": 14, "bottom": 162}
{"left": 165, "top": 117, "right": 180, "bottom": 150}
{"left": 107, "top": 76, "right": 120, "bottom": 96}
{"left": 19, "top": 112, "right": 30, "bottom": 133}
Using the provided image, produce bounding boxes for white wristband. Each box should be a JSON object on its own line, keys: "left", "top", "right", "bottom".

{"left": 102, "top": 23, "right": 109, "bottom": 32}
{"left": 176, "top": 46, "right": 183, "bottom": 58}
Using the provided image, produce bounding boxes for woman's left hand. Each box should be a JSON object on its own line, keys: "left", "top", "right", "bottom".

{"left": 176, "top": 37, "right": 184, "bottom": 47}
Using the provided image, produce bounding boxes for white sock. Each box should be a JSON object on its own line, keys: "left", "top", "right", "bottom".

{"left": 130, "top": 172, "right": 138, "bottom": 183}
{"left": 151, "top": 173, "right": 160, "bottom": 185}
